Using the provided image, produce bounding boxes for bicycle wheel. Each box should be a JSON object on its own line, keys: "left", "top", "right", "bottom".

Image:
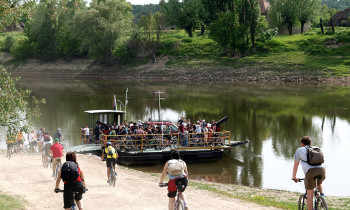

{"left": 315, "top": 196, "right": 328, "bottom": 210}
{"left": 175, "top": 199, "right": 185, "bottom": 210}
{"left": 298, "top": 194, "right": 306, "bottom": 210}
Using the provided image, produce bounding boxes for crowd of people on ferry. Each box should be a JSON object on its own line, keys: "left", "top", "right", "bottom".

{"left": 83, "top": 116, "right": 226, "bottom": 148}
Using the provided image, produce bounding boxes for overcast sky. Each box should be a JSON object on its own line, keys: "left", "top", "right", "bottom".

{"left": 127, "top": 0, "right": 160, "bottom": 5}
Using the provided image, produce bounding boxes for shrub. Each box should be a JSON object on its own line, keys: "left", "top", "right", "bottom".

{"left": 336, "top": 30, "right": 350, "bottom": 42}
{"left": 343, "top": 60, "right": 350, "bottom": 66}
{"left": 257, "top": 28, "right": 278, "bottom": 43}
{"left": 3, "top": 34, "right": 16, "bottom": 52}
{"left": 11, "top": 38, "right": 34, "bottom": 59}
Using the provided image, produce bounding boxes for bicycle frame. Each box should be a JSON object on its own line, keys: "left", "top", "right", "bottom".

{"left": 109, "top": 164, "right": 117, "bottom": 187}
{"left": 297, "top": 178, "right": 328, "bottom": 210}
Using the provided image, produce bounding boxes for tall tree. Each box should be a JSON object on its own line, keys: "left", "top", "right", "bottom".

{"left": 72, "top": 0, "right": 133, "bottom": 60}
{"left": 296, "top": 0, "right": 321, "bottom": 34}
{"left": 269, "top": 0, "right": 299, "bottom": 35}
{"left": 165, "top": 0, "right": 204, "bottom": 37}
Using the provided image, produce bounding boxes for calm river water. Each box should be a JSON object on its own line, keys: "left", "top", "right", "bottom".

{"left": 16, "top": 79, "right": 350, "bottom": 196}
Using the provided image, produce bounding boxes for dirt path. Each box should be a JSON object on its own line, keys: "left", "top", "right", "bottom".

{"left": 0, "top": 154, "right": 280, "bottom": 210}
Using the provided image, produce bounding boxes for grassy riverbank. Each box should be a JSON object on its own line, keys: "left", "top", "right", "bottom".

{"left": 1, "top": 28, "right": 350, "bottom": 83}
{"left": 0, "top": 190, "right": 26, "bottom": 210}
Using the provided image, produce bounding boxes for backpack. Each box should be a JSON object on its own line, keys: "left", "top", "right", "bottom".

{"left": 44, "top": 135, "right": 51, "bottom": 142}
{"left": 305, "top": 146, "right": 324, "bottom": 166}
{"left": 167, "top": 159, "right": 185, "bottom": 176}
{"left": 61, "top": 161, "right": 80, "bottom": 182}
{"left": 107, "top": 146, "right": 115, "bottom": 156}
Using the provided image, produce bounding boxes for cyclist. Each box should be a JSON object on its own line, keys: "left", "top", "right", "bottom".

{"left": 50, "top": 138, "right": 64, "bottom": 177}
{"left": 159, "top": 150, "right": 189, "bottom": 210}
{"left": 6, "top": 131, "right": 16, "bottom": 157}
{"left": 55, "top": 152, "right": 86, "bottom": 210}
{"left": 101, "top": 142, "right": 118, "bottom": 183}
{"left": 43, "top": 132, "right": 53, "bottom": 165}
{"left": 53, "top": 128, "right": 65, "bottom": 142}
{"left": 292, "top": 136, "right": 326, "bottom": 210}
{"left": 16, "top": 129, "right": 24, "bottom": 152}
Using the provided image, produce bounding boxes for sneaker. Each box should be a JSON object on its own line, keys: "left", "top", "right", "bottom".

{"left": 51, "top": 174, "right": 55, "bottom": 177}
{"left": 185, "top": 207, "right": 189, "bottom": 210}
{"left": 107, "top": 179, "right": 110, "bottom": 183}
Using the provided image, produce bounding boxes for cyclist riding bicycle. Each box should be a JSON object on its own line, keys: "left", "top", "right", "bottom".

{"left": 43, "top": 132, "right": 53, "bottom": 164}
{"left": 292, "top": 136, "right": 326, "bottom": 210}
{"left": 54, "top": 128, "right": 65, "bottom": 142}
{"left": 6, "top": 132, "right": 16, "bottom": 157}
{"left": 16, "top": 129, "right": 24, "bottom": 151}
{"left": 159, "top": 150, "right": 189, "bottom": 210}
{"left": 50, "top": 138, "right": 64, "bottom": 177}
{"left": 55, "top": 152, "right": 86, "bottom": 210}
{"left": 101, "top": 142, "right": 118, "bottom": 183}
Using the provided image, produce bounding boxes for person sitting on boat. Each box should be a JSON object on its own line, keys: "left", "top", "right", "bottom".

{"left": 101, "top": 142, "right": 118, "bottom": 183}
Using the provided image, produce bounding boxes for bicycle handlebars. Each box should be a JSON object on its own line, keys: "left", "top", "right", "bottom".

{"left": 159, "top": 183, "right": 168, "bottom": 187}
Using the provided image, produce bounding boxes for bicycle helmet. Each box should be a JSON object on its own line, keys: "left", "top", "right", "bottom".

{"left": 106, "top": 142, "right": 111, "bottom": 146}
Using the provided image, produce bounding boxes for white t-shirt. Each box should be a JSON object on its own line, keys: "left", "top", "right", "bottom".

{"left": 84, "top": 127, "right": 90, "bottom": 136}
{"left": 294, "top": 146, "right": 324, "bottom": 174}
{"left": 29, "top": 133, "right": 36, "bottom": 142}
{"left": 43, "top": 136, "right": 53, "bottom": 147}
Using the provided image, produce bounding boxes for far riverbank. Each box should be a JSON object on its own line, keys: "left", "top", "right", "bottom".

{"left": 2, "top": 53, "right": 350, "bottom": 86}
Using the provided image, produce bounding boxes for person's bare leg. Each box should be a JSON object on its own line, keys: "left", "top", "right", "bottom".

{"left": 307, "top": 189, "right": 313, "bottom": 210}
{"left": 179, "top": 192, "right": 187, "bottom": 207}
{"left": 76, "top": 199, "right": 83, "bottom": 209}
{"left": 317, "top": 183, "right": 324, "bottom": 194}
{"left": 168, "top": 198, "right": 175, "bottom": 210}
{"left": 107, "top": 167, "right": 111, "bottom": 180}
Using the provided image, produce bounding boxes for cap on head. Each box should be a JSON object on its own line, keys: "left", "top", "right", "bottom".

{"left": 57, "top": 128, "right": 61, "bottom": 131}
{"left": 54, "top": 138, "right": 60, "bottom": 142}
{"left": 106, "top": 141, "right": 111, "bottom": 146}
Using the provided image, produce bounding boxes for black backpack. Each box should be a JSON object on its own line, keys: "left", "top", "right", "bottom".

{"left": 305, "top": 146, "right": 324, "bottom": 166}
{"left": 61, "top": 161, "right": 80, "bottom": 182}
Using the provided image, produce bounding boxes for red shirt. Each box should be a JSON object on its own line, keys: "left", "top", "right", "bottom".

{"left": 50, "top": 143, "right": 64, "bottom": 158}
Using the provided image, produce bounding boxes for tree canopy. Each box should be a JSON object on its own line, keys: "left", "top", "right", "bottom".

{"left": 0, "top": 65, "right": 45, "bottom": 136}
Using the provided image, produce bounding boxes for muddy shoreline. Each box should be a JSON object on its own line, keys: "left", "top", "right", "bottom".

{"left": 2, "top": 54, "right": 350, "bottom": 86}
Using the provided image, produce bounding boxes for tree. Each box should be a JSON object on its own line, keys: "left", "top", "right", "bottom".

{"left": 0, "top": 0, "right": 35, "bottom": 32}
{"left": 296, "top": 0, "right": 321, "bottom": 34}
{"left": 165, "top": 0, "right": 204, "bottom": 37}
{"left": 0, "top": 65, "right": 45, "bottom": 138}
{"left": 269, "top": 0, "right": 299, "bottom": 35}
{"left": 72, "top": 0, "right": 133, "bottom": 60}
{"left": 209, "top": 12, "right": 240, "bottom": 56}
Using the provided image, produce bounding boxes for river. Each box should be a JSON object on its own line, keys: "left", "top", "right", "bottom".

{"left": 14, "top": 79, "right": 350, "bottom": 196}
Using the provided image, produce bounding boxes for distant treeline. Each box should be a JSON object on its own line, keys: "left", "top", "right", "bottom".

{"left": 0, "top": 0, "right": 347, "bottom": 62}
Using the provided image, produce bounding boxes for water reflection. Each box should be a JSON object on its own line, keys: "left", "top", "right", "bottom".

{"left": 17, "top": 80, "right": 350, "bottom": 196}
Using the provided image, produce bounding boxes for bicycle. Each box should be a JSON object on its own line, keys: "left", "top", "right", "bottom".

{"left": 159, "top": 183, "right": 185, "bottom": 210}
{"left": 296, "top": 176, "right": 328, "bottom": 210}
{"left": 42, "top": 153, "right": 51, "bottom": 168}
{"left": 109, "top": 163, "right": 117, "bottom": 187}
{"left": 55, "top": 188, "right": 88, "bottom": 210}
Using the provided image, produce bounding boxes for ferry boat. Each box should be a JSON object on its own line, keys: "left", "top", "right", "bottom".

{"left": 67, "top": 95, "right": 247, "bottom": 165}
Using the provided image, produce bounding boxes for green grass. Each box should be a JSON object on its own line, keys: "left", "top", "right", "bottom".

{"left": 0, "top": 191, "right": 26, "bottom": 210}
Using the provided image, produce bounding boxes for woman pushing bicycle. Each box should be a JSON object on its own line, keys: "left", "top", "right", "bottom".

{"left": 159, "top": 150, "right": 189, "bottom": 210}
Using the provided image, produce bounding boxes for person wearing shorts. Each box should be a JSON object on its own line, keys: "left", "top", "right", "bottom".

{"left": 55, "top": 152, "right": 86, "bottom": 210}
{"left": 159, "top": 150, "right": 189, "bottom": 210}
{"left": 50, "top": 138, "right": 64, "bottom": 177}
{"left": 101, "top": 142, "right": 118, "bottom": 183}
{"left": 292, "top": 136, "right": 326, "bottom": 210}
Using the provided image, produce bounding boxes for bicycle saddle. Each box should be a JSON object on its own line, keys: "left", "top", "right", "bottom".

{"left": 313, "top": 175, "right": 322, "bottom": 179}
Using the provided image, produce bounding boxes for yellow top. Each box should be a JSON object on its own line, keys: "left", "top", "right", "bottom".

{"left": 16, "top": 132, "right": 23, "bottom": 141}
{"left": 105, "top": 146, "right": 117, "bottom": 159}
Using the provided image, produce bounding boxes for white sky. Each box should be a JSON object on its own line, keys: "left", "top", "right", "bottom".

{"left": 127, "top": 0, "right": 159, "bottom": 5}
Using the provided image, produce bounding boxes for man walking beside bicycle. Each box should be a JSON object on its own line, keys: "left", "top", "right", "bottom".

{"left": 159, "top": 150, "right": 189, "bottom": 210}
{"left": 101, "top": 142, "right": 118, "bottom": 183}
{"left": 292, "top": 136, "right": 326, "bottom": 210}
{"left": 50, "top": 138, "right": 64, "bottom": 177}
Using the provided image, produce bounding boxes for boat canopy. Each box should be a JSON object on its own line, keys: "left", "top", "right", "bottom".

{"left": 85, "top": 110, "right": 125, "bottom": 128}
{"left": 85, "top": 110, "right": 125, "bottom": 114}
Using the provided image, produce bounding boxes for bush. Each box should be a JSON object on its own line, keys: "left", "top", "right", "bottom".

{"left": 10, "top": 38, "right": 34, "bottom": 59}
{"left": 335, "top": 30, "right": 350, "bottom": 42}
{"left": 257, "top": 28, "right": 278, "bottom": 43}
{"left": 3, "top": 34, "right": 16, "bottom": 52}
{"left": 343, "top": 60, "right": 350, "bottom": 66}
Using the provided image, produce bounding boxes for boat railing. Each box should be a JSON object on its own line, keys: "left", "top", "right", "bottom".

{"left": 97, "top": 131, "right": 231, "bottom": 152}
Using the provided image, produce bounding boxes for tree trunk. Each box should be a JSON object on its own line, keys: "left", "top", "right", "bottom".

{"left": 300, "top": 21, "right": 305, "bottom": 34}
{"left": 251, "top": 33, "right": 256, "bottom": 53}
{"left": 320, "top": 18, "right": 324, "bottom": 35}
{"left": 151, "top": 52, "right": 156, "bottom": 64}
{"left": 185, "top": 25, "right": 193, "bottom": 37}
{"left": 200, "top": 25, "right": 205, "bottom": 35}
{"left": 330, "top": 17, "right": 335, "bottom": 34}
{"left": 288, "top": 24, "right": 293, "bottom": 35}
